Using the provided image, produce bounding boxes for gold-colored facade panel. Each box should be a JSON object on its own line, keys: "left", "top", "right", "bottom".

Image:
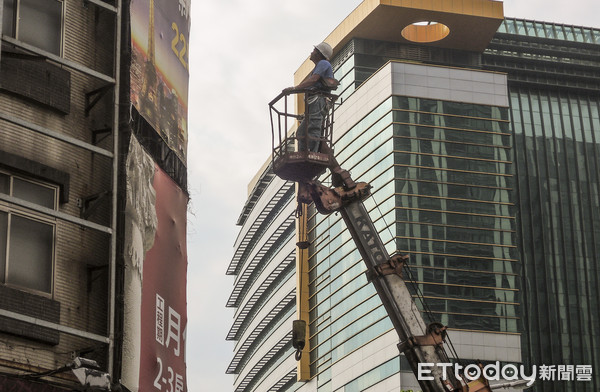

{"left": 381, "top": 0, "right": 502, "bottom": 18}
{"left": 295, "top": 0, "right": 504, "bottom": 83}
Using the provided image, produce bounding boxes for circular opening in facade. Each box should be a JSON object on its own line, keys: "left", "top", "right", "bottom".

{"left": 401, "top": 21, "right": 450, "bottom": 43}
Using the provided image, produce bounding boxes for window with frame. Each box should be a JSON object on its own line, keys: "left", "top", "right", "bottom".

{"left": 2, "top": 0, "right": 63, "bottom": 56}
{"left": 0, "top": 171, "right": 57, "bottom": 294}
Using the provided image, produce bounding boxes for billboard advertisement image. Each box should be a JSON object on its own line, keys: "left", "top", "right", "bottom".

{"left": 122, "top": 136, "right": 188, "bottom": 392}
{"left": 130, "top": 0, "right": 190, "bottom": 164}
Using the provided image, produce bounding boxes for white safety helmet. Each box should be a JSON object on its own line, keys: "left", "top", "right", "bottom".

{"left": 314, "top": 42, "right": 333, "bottom": 61}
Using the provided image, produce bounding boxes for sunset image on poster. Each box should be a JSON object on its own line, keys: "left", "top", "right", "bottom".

{"left": 130, "top": 0, "right": 190, "bottom": 164}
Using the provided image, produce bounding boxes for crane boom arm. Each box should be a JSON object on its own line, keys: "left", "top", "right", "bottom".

{"left": 300, "top": 179, "right": 459, "bottom": 392}
{"left": 341, "top": 200, "right": 450, "bottom": 392}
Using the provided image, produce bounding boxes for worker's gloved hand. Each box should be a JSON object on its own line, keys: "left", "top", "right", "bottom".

{"left": 283, "top": 86, "right": 296, "bottom": 94}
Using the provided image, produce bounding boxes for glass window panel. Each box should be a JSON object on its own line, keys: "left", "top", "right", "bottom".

{"left": 0, "top": 211, "right": 6, "bottom": 283}
{"left": 554, "top": 25, "right": 566, "bottom": 40}
{"left": 13, "top": 178, "right": 56, "bottom": 209}
{"left": 344, "top": 357, "right": 399, "bottom": 392}
{"left": 337, "top": 116, "right": 393, "bottom": 164}
{"left": 2, "top": 0, "right": 15, "bottom": 36}
{"left": 336, "top": 71, "right": 357, "bottom": 103}
{"left": 7, "top": 214, "right": 53, "bottom": 293}
{"left": 535, "top": 22, "right": 545, "bottom": 38}
{"left": 563, "top": 26, "right": 574, "bottom": 41}
{"left": 0, "top": 173, "right": 9, "bottom": 194}
{"left": 18, "top": 0, "right": 62, "bottom": 55}
{"left": 544, "top": 24, "right": 556, "bottom": 39}
{"left": 497, "top": 21, "right": 507, "bottom": 34}
{"left": 514, "top": 20, "right": 525, "bottom": 35}
{"left": 506, "top": 20, "right": 516, "bottom": 34}
{"left": 444, "top": 313, "right": 515, "bottom": 332}
{"left": 524, "top": 21, "right": 535, "bottom": 36}
{"left": 573, "top": 27, "right": 584, "bottom": 42}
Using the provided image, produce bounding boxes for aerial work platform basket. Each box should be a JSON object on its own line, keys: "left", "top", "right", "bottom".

{"left": 269, "top": 90, "right": 338, "bottom": 183}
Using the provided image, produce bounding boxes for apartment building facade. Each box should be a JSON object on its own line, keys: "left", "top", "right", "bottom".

{"left": 0, "top": 0, "right": 189, "bottom": 390}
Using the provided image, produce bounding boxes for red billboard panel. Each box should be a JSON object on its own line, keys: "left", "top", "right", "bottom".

{"left": 138, "top": 165, "right": 188, "bottom": 392}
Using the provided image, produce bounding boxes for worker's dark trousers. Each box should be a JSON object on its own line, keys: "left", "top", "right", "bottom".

{"left": 297, "top": 95, "right": 326, "bottom": 152}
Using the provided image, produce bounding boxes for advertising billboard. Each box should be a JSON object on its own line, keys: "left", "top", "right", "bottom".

{"left": 122, "top": 136, "right": 188, "bottom": 392}
{"left": 130, "top": 0, "right": 190, "bottom": 164}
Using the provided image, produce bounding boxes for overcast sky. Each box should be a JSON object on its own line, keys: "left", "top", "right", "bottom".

{"left": 184, "top": 1, "right": 599, "bottom": 390}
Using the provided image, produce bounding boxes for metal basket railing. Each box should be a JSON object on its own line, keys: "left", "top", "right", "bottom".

{"left": 268, "top": 89, "right": 338, "bottom": 182}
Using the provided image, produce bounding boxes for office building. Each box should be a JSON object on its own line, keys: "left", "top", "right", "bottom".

{"left": 226, "top": 1, "right": 599, "bottom": 391}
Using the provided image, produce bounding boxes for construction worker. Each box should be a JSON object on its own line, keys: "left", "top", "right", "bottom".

{"left": 284, "top": 42, "right": 334, "bottom": 152}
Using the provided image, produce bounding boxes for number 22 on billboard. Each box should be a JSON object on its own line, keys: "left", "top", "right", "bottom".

{"left": 171, "top": 22, "right": 188, "bottom": 71}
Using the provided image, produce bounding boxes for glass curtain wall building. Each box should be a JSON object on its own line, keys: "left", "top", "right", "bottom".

{"left": 483, "top": 18, "right": 600, "bottom": 392}
{"left": 304, "top": 58, "right": 517, "bottom": 391}
{"left": 227, "top": 2, "right": 599, "bottom": 392}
